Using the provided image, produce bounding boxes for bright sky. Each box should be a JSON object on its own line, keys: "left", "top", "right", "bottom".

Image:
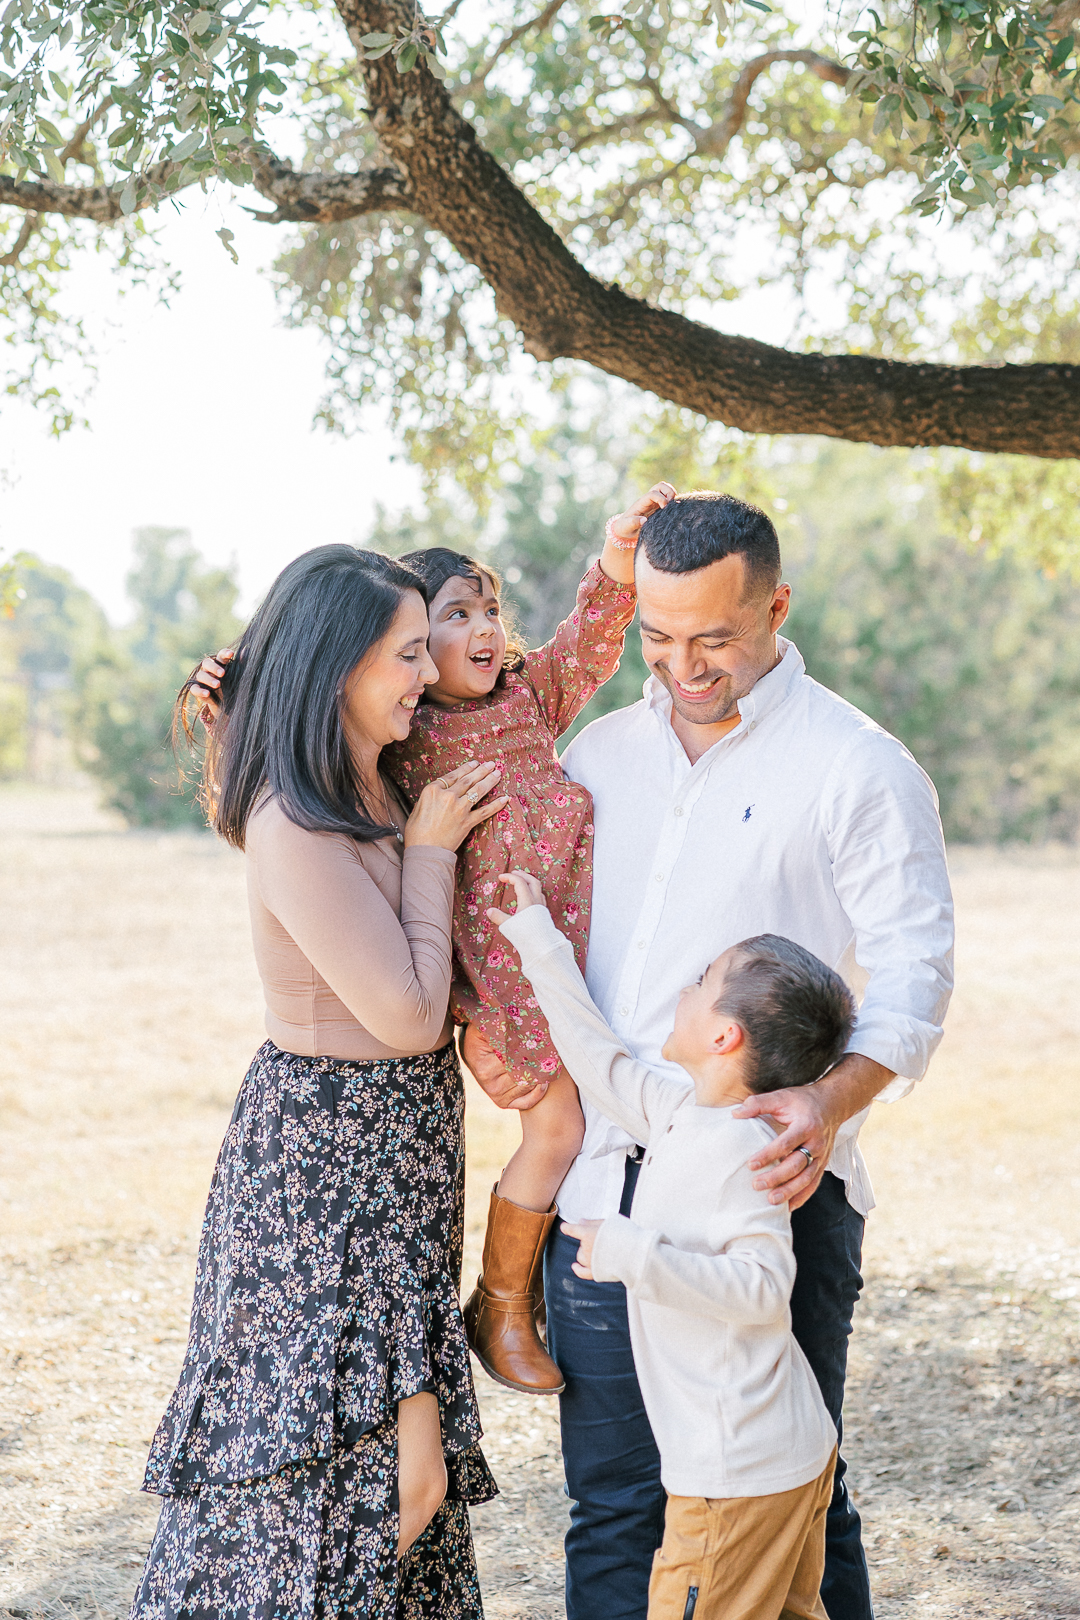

{"left": 1, "top": 200, "right": 423, "bottom": 623}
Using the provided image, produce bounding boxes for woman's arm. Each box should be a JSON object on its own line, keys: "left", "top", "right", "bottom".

{"left": 251, "top": 808, "right": 457, "bottom": 1054}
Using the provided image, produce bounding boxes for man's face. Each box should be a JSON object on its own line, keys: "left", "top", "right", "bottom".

{"left": 635, "top": 552, "right": 791, "bottom": 730}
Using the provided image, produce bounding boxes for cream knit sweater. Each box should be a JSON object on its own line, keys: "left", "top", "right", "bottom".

{"left": 501, "top": 905, "right": 837, "bottom": 1500}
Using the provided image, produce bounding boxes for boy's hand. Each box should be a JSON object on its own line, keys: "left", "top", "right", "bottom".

{"left": 561, "top": 1219, "right": 603, "bottom": 1280}
{"left": 191, "top": 647, "right": 234, "bottom": 726}
{"left": 486, "top": 870, "right": 548, "bottom": 927}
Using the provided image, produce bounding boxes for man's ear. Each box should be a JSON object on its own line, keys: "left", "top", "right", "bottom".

{"left": 768, "top": 583, "right": 791, "bottom": 633}
{"left": 712, "top": 1020, "right": 745, "bottom": 1056}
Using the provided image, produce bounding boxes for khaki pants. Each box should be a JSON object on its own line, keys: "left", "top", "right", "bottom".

{"left": 647, "top": 1449, "right": 837, "bottom": 1620}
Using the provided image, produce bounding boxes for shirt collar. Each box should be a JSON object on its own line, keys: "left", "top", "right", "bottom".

{"left": 641, "top": 636, "right": 806, "bottom": 732}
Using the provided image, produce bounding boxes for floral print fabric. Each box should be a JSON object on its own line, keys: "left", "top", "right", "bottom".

{"left": 386, "top": 563, "right": 637, "bottom": 1081}
{"left": 132, "top": 1039, "right": 495, "bottom": 1620}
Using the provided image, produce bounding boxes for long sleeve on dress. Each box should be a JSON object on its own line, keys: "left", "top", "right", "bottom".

{"left": 249, "top": 799, "right": 457, "bottom": 1056}
{"left": 523, "top": 563, "right": 637, "bottom": 740}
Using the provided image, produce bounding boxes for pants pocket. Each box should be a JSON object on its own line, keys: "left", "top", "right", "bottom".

{"left": 647, "top": 1500, "right": 708, "bottom": 1620}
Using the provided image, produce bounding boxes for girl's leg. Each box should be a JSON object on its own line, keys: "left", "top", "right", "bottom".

{"left": 496, "top": 1069, "right": 585, "bottom": 1212}
{"left": 397, "top": 1392, "right": 447, "bottom": 1556}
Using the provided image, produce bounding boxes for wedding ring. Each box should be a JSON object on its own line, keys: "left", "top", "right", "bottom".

{"left": 797, "top": 1146, "right": 814, "bottom": 1169}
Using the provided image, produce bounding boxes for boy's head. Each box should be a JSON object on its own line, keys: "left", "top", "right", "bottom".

{"left": 663, "top": 934, "right": 856, "bottom": 1094}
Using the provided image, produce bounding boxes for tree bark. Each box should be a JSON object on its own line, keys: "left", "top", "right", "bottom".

{"left": 327, "top": 0, "right": 1080, "bottom": 458}
{"left": 3, "top": 0, "right": 1078, "bottom": 457}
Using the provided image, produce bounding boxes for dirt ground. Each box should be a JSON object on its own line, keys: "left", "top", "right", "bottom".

{"left": 1, "top": 785, "right": 1077, "bottom": 1620}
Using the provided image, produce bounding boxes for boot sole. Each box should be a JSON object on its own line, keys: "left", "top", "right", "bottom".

{"left": 470, "top": 1348, "right": 565, "bottom": 1396}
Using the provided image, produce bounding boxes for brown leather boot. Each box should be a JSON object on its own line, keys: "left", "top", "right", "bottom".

{"left": 463, "top": 1186, "right": 565, "bottom": 1394}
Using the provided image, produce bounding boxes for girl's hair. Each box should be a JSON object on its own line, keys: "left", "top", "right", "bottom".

{"left": 397, "top": 547, "right": 527, "bottom": 681}
{"left": 176, "top": 544, "right": 426, "bottom": 850}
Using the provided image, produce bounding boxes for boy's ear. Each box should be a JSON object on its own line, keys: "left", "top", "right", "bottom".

{"left": 712, "top": 1019, "right": 745, "bottom": 1056}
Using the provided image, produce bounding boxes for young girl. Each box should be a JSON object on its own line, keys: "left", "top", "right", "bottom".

{"left": 190, "top": 481, "right": 675, "bottom": 1394}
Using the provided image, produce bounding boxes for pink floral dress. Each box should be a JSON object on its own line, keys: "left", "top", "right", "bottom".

{"left": 385, "top": 563, "right": 637, "bottom": 1081}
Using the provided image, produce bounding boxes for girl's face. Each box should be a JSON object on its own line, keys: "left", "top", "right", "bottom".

{"left": 343, "top": 591, "right": 438, "bottom": 758}
{"left": 425, "top": 571, "right": 508, "bottom": 706}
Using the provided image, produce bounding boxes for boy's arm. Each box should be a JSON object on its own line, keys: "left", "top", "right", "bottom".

{"left": 590, "top": 1179, "right": 796, "bottom": 1326}
{"left": 498, "top": 904, "right": 672, "bottom": 1141}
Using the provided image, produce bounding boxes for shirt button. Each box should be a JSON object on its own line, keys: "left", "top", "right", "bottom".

{"left": 621, "top": 1006, "right": 630, "bottom": 1016}
{"left": 748, "top": 721, "right": 757, "bottom": 731}
{"left": 637, "top": 940, "right": 645, "bottom": 950}
{"left": 655, "top": 873, "right": 664, "bottom": 883}
{"left": 673, "top": 806, "right": 684, "bottom": 817}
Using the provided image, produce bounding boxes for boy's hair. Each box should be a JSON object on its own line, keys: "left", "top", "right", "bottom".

{"left": 397, "top": 546, "right": 527, "bottom": 678}
{"left": 715, "top": 934, "right": 856, "bottom": 1093}
{"left": 639, "top": 491, "right": 781, "bottom": 601}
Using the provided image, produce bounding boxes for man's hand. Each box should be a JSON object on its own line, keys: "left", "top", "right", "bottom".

{"left": 734, "top": 1053, "right": 894, "bottom": 1210}
{"left": 486, "top": 869, "right": 547, "bottom": 927}
{"left": 561, "top": 1219, "right": 603, "bottom": 1280}
{"left": 461, "top": 1022, "right": 549, "bottom": 1112}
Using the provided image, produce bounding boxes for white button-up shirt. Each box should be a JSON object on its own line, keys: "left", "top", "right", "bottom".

{"left": 555, "top": 637, "right": 955, "bottom": 1223}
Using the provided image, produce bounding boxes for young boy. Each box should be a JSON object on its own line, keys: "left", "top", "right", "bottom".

{"left": 488, "top": 870, "right": 858, "bottom": 1620}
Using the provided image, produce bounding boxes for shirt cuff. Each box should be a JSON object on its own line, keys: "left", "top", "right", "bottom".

{"left": 590, "top": 1213, "right": 658, "bottom": 1289}
{"left": 498, "top": 905, "right": 571, "bottom": 970}
{"left": 402, "top": 845, "right": 458, "bottom": 869}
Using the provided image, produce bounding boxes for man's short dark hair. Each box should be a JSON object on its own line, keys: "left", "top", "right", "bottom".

{"left": 639, "top": 491, "right": 781, "bottom": 600}
{"left": 715, "top": 934, "right": 857, "bottom": 1094}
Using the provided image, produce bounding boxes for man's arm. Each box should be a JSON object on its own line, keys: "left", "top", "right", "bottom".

{"left": 735, "top": 1054, "right": 893, "bottom": 1210}
{"left": 737, "top": 729, "right": 954, "bottom": 1210}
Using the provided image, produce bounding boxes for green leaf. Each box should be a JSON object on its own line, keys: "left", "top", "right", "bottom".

{"left": 36, "top": 116, "right": 63, "bottom": 145}
{"left": 743, "top": 1, "right": 771, "bottom": 11}
{"left": 190, "top": 10, "right": 211, "bottom": 35}
{"left": 970, "top": 171, "right": 997, "bottom": 204}
{"left": 119, "top": 181, "right": 138, "bottom": 214}
{"left": 359, "top": 31, "right": 393, "bottom": 46}
{"left": 1029, "top": 93, "right": 1064, "bottom": 115}
{"left": 1049, "top": 33, "right": 1074, "bottom": 71}
{"left": 216, "top": 225, "right": 238, "bottom": 264}
{"left": 421, "top": 48, "right": 446, "bottom": 79}
{"left": 165, "top": 128, "right": 201, "bottom": 162}
{"left": 396, "top": 41, "right": 417, "bottom": 72}
{"left": 361, "top": 41, "right": 394, "bottom": 57}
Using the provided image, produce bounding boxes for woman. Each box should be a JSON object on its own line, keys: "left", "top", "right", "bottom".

{"left": 132, "top": 545, "right": 507, "bottom": 1620}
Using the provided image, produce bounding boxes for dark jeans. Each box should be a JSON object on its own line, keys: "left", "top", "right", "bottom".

{"left": 544, "top": 1163, "right": 873, "bottom": 1620}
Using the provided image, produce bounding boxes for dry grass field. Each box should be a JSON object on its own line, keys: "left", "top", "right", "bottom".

{"left": 1, "top": 784, "right": 1078, "bottom": 1620}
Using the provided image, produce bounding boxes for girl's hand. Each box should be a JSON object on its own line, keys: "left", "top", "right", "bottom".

{"left": 190, "top": 647, "right": 235, "bottom": 726}
{"left": 486, "top": 870, "right": 548, "bottom": 926}
{"left": 600, "top": 481, "right": 677, "bottom": 585}
{"left": 561, "top": 1219, "right": 603, "bottom": 1280}
{"left": 403, "top": 761, "right": 507, "bottom": 852}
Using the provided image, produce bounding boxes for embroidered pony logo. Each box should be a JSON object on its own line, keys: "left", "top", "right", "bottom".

{"left": 742, "top": 805, "right": 755, "bottom": 822}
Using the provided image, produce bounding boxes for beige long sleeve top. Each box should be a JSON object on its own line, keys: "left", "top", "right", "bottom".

{"left": 501, "top": 904, "right": 837, "bottom": 1500}
{"left": 245, "top": 795, "right": 457, "bottom": 1060}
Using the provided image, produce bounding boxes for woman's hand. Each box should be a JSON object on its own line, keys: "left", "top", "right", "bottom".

{"left": 600, "top": 481, "right": 677, "bottom": 585}
{"left": 190, "top": 647, "right": 234, "bottom": 726}
{"left": 403, "top": 761, "right": 507, "bottom": 852}
{"left": 486, "top": 869, "right": 548, "bottom": 926}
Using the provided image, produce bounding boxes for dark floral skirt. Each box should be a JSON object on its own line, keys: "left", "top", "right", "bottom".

{"left": 131, "top": 1040, "right": 497, "bottom": 1620}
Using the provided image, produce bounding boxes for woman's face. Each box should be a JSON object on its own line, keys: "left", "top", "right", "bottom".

{"left": 343, "top": 590, "right": 438, "bottom": 759}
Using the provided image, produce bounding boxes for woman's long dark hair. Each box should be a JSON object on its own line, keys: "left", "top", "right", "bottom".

{"left": 177, "top": 545, "right": 425, "bottom": 849}
{"left": 398, "top": 547, "right": 527, "bottom": 684}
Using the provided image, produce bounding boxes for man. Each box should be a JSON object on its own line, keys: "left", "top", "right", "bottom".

{"left": 466, "top": 490, "right": 954, "bottom": 1620}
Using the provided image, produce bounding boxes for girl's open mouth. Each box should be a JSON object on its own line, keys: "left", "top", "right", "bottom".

{"left": 470, "top": 651, "right": 495, "bottom": 670}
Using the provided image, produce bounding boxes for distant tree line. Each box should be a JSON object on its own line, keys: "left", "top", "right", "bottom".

{"left": 1, "top": 436, "right": 1078, "bottom": 842}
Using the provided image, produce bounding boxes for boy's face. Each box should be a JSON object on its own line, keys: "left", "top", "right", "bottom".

{"left": 662, "top": 946, "right": 738, "bottom": 1067}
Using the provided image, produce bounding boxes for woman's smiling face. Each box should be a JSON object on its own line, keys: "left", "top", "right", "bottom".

{"left": 342, "top": 589, "right": 437, "bottom": 754}
{"left": 424, "top": 570, "right": 508, "bottom": 706}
